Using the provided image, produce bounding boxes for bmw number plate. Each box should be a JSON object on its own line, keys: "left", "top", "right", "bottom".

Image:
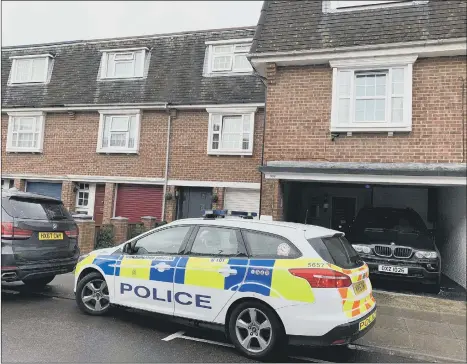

{"left": 39, "top": 232, "right": 63, "bottom": 240}
{"left": 378, "top": 265, "right": 408, "bottom": 274}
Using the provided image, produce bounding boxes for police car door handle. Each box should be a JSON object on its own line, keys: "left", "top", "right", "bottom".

{"left": 218, "top": 267, "right": 237, "bottom": 277}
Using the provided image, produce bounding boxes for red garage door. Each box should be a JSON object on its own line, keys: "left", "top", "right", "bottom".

{"left": 115, "top": 184, "right": 163, "bottom": 223}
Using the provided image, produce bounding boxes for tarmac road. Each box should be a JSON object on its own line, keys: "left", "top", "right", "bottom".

{"left": 1, "top": 274, "right": 424, "bottom": 363}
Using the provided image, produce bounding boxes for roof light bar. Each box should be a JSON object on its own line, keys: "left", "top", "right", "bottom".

{"left": 202, "top": 210, "right": 258, "bottom": 219}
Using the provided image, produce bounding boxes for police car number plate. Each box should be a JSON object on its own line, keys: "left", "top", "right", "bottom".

{"left": 359, "top": 310, "right": 376, "bottom": 331}
{"left": 39, "top": 232, "right": 63, "bottom": 240}
{"left": 353, "top": 280, "right": 367, "bottom": 295}
{"left": 378, "top": 265, "right": 408, "bottom": 274}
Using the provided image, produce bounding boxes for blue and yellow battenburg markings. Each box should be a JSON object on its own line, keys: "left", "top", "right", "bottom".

{"left": 77, "top": 255, "right": 373, "bottom": 305}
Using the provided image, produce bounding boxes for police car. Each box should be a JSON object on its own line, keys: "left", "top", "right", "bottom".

{"left": 74, "top": 210, "right": 376, "bottom": 360}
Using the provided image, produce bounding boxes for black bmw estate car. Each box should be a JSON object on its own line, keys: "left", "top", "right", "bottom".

{"left": 346, "top": 207, "right": 441, "bottom": 293}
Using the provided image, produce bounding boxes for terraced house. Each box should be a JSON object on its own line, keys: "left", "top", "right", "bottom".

{"left": 249, "top": 0, "right": 467, "bottom": 288}
{"left": 1, "top": 27, "right": 265, "bottom": 225}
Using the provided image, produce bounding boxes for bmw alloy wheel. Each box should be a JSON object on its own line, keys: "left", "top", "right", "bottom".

{"left": 235, "top": 308, "right": 273, "bottom": 353}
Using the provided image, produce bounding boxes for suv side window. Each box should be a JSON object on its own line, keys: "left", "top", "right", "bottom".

{"left": 242, "top": 230, "right": 301, "bottom": 258}
{"left": 134, "top": 226, "right": 191, "bottom": 255}
{"left": 190, "top": 226, "right": 244, "bottom": 256}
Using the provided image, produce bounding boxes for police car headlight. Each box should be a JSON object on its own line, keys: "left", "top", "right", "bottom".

{"left": 415, "top": 251, "right": 437, "bottom": 259}
{"left": 77, "top": 253, "right": 89, "bottom": 263}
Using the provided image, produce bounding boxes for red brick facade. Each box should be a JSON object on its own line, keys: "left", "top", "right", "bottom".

{"left": 1, "top": 109, "right": 264, "bottom": 223}
{"left": 260, "top": 56, "right": 467, "bottom": 216}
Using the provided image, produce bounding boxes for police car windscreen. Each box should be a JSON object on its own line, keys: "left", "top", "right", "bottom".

{"left": 307, "top": 235, "right": 363, "bottom": 269}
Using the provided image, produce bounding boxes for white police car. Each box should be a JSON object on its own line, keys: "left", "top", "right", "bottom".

{"left": 74, "top": 210, "right": 376, "bottom": 360}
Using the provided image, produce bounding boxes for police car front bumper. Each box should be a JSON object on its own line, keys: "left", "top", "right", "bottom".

{"left": 288, "top": 306, "right": 377, "bottom": 347}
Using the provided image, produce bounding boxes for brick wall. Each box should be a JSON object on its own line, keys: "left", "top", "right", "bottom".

{"left": 263, "top": 56, "right": 467, "bottom": 164}
{"left": 1, "top": 109, "right": 264, "bottom": 184}
{"left": 169, "top": 110, "right": 264, "bottom": 183}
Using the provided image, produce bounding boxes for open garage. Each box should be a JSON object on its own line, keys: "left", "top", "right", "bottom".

{"left": 261, "top": 162, "right": 467, "bottom": 291}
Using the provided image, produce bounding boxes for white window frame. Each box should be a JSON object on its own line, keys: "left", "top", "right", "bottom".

{"left": 1, "top": 179, "right": 14, "bottom": 190}
{"left": 99, "top": 48, "right": 147, "bottom": 79}
{"left": 74, "top": 183, "right": 96, "bottom": 216}
{"left": 9, "top": 54, "right": 53, "bottom": 84}
{"left": 206, "top": 107, "right": 256, "bottom": 156}
{"left": 6, "top": 111, "right": 46, "bottom": 153}
{"left": 323, "top": 0, "right": 428, "bottom": 13}
{"left": 97, "top": 110, "right": 141, "bottom": 154}
{"left": 330, "top": 55, "right": 417, "bottom": 133}
{"left": 205, "top": 38, "right": 253, "bottom": 76}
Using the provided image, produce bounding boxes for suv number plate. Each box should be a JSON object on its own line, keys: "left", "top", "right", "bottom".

{"left": 378, "top": 265, "right": 408, "bottom": 274}
{"left": 39, "top": 232, "right": 63, "bottom": 240}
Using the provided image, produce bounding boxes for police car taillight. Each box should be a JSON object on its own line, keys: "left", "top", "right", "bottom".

{"left": 289, "top": 268, "right": 352, "bottom": 288}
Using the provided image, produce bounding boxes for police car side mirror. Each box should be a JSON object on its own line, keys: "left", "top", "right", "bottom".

{"left": 123, "top": 243, "right": 132, "bottom": 254}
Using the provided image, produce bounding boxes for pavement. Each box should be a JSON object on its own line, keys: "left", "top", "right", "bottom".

{"left": 1, "top": 273, "right": 466, "bottom": 363}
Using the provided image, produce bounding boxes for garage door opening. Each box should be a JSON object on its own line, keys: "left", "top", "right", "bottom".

{"left": 283, "top": 181, "right": 466, "bottom": 297}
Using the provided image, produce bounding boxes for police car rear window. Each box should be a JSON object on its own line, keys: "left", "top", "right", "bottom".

{"left": 307, "top": 235, "right": 363, "bottom": 269}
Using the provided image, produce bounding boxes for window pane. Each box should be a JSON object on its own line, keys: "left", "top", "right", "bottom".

{"left": 191, "top": 227, "right": 241, "bottom": 256}
{"left": 213, "top": 55, "right": 232, "bottom": 71}
{"left": 212, "top": 133, "right": 219, "bottom": 149}
{"left": 242, "top": 116, "right": 251, "bottom": 132}
{"left": 233, "top": 54, "right": 251, "bottom": 71}
{"left": 134, "top": 51, "right": 144, "bottom": 76}
{"left": 234, "top": 44, "right": 250, "bottom": 52}
{"left": 223, "top": 116, "right": 242, "bottom": 132}
{"left": 111, "top": 116, "right": 129, "bottom": 131}
{"left": 12, "top": 133, "right": 17, "bottom": 145}
{"left": 392, "top": 68, "right": 404, "bottom": 83}
{"left": 110, "top": 133, "right": 127, "bottom": 147}
{"left": 391, "top": 97, "right": 404, "bottom": 122}
{"left": 242, "top": 134, "right": 250, "bottom": 150}
{"left": 102, "top": 117, "right": 111, "bottom": 147}
{"left": 213, "top": 45, "right": 233, "bottom": 54}
{"left": 19, "top": 118, "right": 34, "bottom": 131}
{"left": 114, "top": 61, "right": 134, "bottom": 77}
{"left": 375, "top": 100, "right": 386, "bottom": 121}
{"left": 338, "top": 99, "right": 350, "bottom": 122}
{"left": 338, "top": 71, "right": 351, "bottom": 97}
{"left": 31, "top": 58, "right": 46, "bottom": 82}
{"left": 15, "top": 59, "right": 31, "bottom": 82}
{"left": 243, "top": 230, "right": 300, "bottom": 258}
{"left": 114, "top": 52, "right": 134, "bottom": 61}
{"left": 135, "top": 226, "right": 190, "bottom": 255}
{"left": 128, "top": 116, "right": 136, "bottom": 148}
{"left": 18, "top": 133, "right": 34, "bottom": 147}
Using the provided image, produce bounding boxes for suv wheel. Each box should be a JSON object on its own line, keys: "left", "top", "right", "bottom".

{"left": 76, "top": 272, "right": 110, "bottom": 315}
{"left": 23, "top": 275, "right": 55, "bottom": 289}
{"left": 228, "top": 301, "right": 285, "bottom": 361}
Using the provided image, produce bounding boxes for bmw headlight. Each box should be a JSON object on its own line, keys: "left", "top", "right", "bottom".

{"left": 352, "top": 244, "right": 371, "bottom": 254}
{"left": 415, "top": 251, "right": 438, "bottom": 259}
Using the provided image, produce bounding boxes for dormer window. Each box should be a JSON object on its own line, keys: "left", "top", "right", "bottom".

{"left": 9, "top": 54, "right": 53, "bottom": 84}
{"left": 99, "top": 48, "right": 148, "bottom": 79}
{"left": 204, "top": 39, "right": 253, "bottom": 76}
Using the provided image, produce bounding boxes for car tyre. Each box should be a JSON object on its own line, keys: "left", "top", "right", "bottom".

{"left": 228, "top": 301, "right": 286, "bottom": 361}
{"left": 76, "top": 271, "right": 111, "bottom": 316}
{"left": 22, "top": 275, "right": 55, "bottom": 289}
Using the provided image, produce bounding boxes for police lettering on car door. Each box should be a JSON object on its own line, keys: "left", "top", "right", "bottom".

{"left": 120, "top": 282, "right": 212, "bottom": 309}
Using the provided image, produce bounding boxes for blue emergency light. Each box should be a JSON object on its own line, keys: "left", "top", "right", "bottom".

{"left": 202, "top": 210, "right": 258, "bottom": 219}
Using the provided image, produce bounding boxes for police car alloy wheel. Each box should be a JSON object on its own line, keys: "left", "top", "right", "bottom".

{"left": 228, "top": 301, "right": 284, "bottom": 360}
{"left": 76, "top": 272, "right": 110, "bottom": 315}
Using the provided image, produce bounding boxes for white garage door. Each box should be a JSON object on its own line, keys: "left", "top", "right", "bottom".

{"left": 224, "top": 188, "right": 260, "bottom": 216}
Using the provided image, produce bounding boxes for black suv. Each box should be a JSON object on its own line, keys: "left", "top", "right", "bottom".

{"left": 346, "top": 207, "right": 441, "bottom": 293}
{"left": 1, "top": 189, "right": 80, "bottom": 288}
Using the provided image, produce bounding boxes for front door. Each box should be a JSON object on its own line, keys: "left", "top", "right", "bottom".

{"left": 174, "top": 225, "right": 248, "bottom": 322}
{"left": 179, "top": 187, "right": 212, "bottom": 219}
{"left": 331, "top": 197, "right": 356, "bottom": 234}
{"left": 93, "top": 184, "right": 105, "bottom": 226}
{"left": 112, "top": 225, "right": 193, "bottom": 315}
